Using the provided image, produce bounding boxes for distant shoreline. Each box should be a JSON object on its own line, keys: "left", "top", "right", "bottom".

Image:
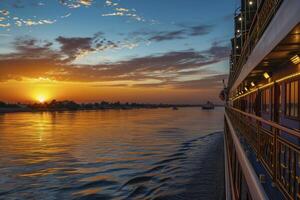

{"left": 0, "top": 105, "right": 224, "bottom": 114}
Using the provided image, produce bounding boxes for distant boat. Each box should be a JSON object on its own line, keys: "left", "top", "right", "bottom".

{"left": 172, "top": 106, "right": 178, "bottom": 110}
{"left": 201, "top": 101, "right": 214, "bottom": 110}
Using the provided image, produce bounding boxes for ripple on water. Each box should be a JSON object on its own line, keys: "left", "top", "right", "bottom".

{"left": 0, "top": 108, "right": 225, "bottom": 200}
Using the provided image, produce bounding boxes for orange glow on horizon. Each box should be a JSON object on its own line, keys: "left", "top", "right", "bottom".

{"left": 0, "top": 79, "right": 222, "bottom": 104}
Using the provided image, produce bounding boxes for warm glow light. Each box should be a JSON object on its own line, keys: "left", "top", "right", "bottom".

{"left": 291, "top": 55, "right": 300, "bottom": 64}
{"left": 263, "top": 72, "right": 270, "bottom": 79}
{"left": 232, "top": 71, "right": 300, "bottom": 101}
{"left": 277, "top": 72, "right": 300, "bottom": 83}
{"left": 249, "top": 1, "right": 253, "bottom": 5}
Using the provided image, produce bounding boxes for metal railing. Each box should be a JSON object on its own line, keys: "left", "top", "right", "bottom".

{"left": 228, "top": 0, "right": 283, "bottom": 89}
{"left": 226, "top": 107, "right": 300, "bottom": 200}
{"left": 224, "top": 112, "right": 268, "bottom": 200}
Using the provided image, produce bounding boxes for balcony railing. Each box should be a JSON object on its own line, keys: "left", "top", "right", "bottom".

{"left": 226, "top": 107, "right": 300, "bottom": 200}
{"left": 228, "top": 0, "right": 283, "bottom": 89}
{"left": 224, "top": 112, "right": 268, "bottom": 200}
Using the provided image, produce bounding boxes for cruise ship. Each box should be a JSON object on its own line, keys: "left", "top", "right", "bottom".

{"left": 224, "top": 0, "right": 300, "bottom": 199}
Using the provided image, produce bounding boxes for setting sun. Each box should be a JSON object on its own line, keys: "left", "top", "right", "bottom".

{"left": 36, "top": 94, "right": 47, "bottom": 103}
{"left": 31, "top": 88, "right": 52, "bottom": 103}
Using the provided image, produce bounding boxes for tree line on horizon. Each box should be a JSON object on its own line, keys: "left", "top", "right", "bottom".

{"left": 0, "top": 100, "right": 202, "bottom": 111}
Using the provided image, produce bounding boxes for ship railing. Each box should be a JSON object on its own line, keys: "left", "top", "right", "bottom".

{"left": 224, "top": 111, "right": 268, "bottom": 200}
{"left": 228, "top": 0, "right": 283, "bottom": 88}
{"left": 226, "top": 106, "right": 300, "bottom": 200}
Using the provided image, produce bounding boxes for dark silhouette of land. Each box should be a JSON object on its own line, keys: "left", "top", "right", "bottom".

{"left": 0, "top": 100, "right": 224, "bottom": 113}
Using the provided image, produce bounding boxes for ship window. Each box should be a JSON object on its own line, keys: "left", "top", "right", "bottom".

{"left": 262, "top": 88, "right": 270, "bottom": 113}
{"left": 285, "top": 80, "right": 299, "bottom": 118}
{"left": 250, "top": 92, "right": 257, "bottom": 114}
{"left": 279, "top": 84, "right": 282, "bottom": 113}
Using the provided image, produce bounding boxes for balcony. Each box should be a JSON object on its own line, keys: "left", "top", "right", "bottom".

{"left": 228, "top": 0, "right": 284, "bottom": 89}
{"left": 225, "top": 107, "right": 300, "bottom": 199}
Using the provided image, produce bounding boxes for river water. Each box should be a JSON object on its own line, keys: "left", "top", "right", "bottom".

{"left": 0, "top": 107, "right": 224, "bottom": 200}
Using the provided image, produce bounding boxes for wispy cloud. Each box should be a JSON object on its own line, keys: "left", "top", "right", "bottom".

{"left": 0, "top": 10, "right": 10, "bottom": 28}
{"left": 20, "top": 19, "right": 56, "bottom": 26}
{"left": 61, "top": 13, "right": 71, "bottom": 18}
{"left": 0, "top": 0, "right": 149, "bottom": 31}
{"left": 79, "top": 0, "right": 92, "bottom": 6}
{"left": 105, "top": 0, "right": 118, "bottom": 7}
{"left": 59, "top": 0, "right": 93, "bottom": 8}
{"left": 0, "top": 23, "right": 10, "bottom": 27}
{"left": 103, "top": 0, "right": 145, "bottom": 22}
{"left": 0, "top": 8, "right": 57, "bottom": 29}
{"left": 131, "top": 24, "right": 213, "bottom": 42}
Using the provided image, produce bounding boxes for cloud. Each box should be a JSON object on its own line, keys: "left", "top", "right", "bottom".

{"left": 172, "top": 74, "right": 228, "bottom": 89}
{"left": 149, "top": 30, "right": 186, "bottom": 42}
{"left": 61, "top": 13, "right": 71, "bottom": 18}
{"left": 0, "top": 23, "right": 10, "bottom": 27}
{"left": 102, "top": 12, "right": 125, "bottom": 17}
{"left": 189, "top": 25, "right": 212, "bottom": 36}
{"left": 103, "top": 0, "right": 145, "bottom": 22}
{"left": 9, "top": 37, "right": 58, "bottom": 60}
{"left": 0, "top": 7, "right": 57, "bottom": 29}
{"left": 0, "top": 10, "right": 9, "bottom": 16}
{"left": 55, "top": 33, "right": 119, "bottom": 62}
{"left": 59, "top": 0, "right": 93, "bottom": 8}
{"left": 79, "top": 0, "right": 92, "bottom": 6}
{"left": 127, "top": 73, "right": 228, "bottom": 90}
{"left": 0, "top": 0, "right": 149, "bottom": 31}
{"left": 0, "top": 38, "right": 62, "bottom": 81}
{"left": 0, "top": 36, "right": 230, "bottom": 90}
{"left": 133, "top": 24, "right": 213, "bottom": 42}
{"left": 54, "top": 32, "right": 140, "bottom": 62}
{"left": 0, "top": 10, "right": 10, "bottom": 28}
{"left": 56, "top": 36, "right": 95, "bottom": 61}
{"left": 105, "top": 0, "right": 118, "bottom": 7}
{"left": 20, "top": 19, "right": 56, "bottom": 26}
{"left": 203, "top": 41, "right": 231, "bottom": 59}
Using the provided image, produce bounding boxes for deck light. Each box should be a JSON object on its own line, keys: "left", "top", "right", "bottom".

{"left": 251, "top": 82, "right": 255, "bottom": 87}
{"left": 238, "top": 17, "right": 242, "bottom": 21}
{"left": 237, "top": 29, "right": 240, "bottom": 33}
{"left": 236, "top": 46, "right": 239, "bottom": 49}
{"left": 277, "top": 72, "right": 300, "bottom": 83}
{"left": 249, "top": 1, "right": 253, "bottom": 5}
{"left": 291, "top": 55, "right": 300, "bottom": 64}
{"left": 244, "top": 87, "right": 248, "bottom": 91}
{"left": 263, "top": 72, "right": 270, "bottom": 79}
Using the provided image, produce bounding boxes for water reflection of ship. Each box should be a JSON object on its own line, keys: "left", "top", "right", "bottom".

{"left": 201, "top": 101, "right": 214, "bottom": 110}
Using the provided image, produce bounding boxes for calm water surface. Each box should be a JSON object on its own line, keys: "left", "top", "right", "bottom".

{"left": 0, "top": 107, "right": 224, "bottom": 200}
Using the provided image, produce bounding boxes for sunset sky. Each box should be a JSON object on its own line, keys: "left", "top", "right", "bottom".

{"left": 0, "top": 0, "right": 234, "bottom": 104}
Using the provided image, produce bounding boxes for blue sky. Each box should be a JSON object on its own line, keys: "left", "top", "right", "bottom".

{"left": 0, "top": 0, "right": 236, "bottom": 103}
